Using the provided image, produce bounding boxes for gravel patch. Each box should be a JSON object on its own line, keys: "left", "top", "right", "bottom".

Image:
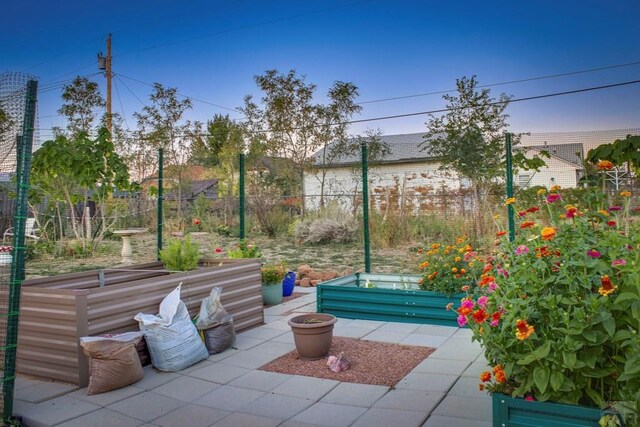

{"left": 259, "top": 337, "right": 434, "bottom": 387}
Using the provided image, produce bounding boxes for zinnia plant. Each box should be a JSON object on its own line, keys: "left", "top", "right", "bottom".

{"left": 417, "top": 237, "right": 485, "bottom": 296}
{"left": 458, "top": 190, "right": 640, "bottom": 418}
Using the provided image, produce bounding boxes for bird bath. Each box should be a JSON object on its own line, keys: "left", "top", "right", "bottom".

{"left": 113, "top": 228, "right": 147, "bottom": 264}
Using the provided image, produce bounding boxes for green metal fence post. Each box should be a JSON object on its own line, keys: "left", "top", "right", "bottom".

{"left": 157, "top": 148, "right": 163, "bottom": 260}
{"left": 361, "top": 142, "right": 371, "bottom": 273}
{"left": 239, "top": 153, "right": 245, "bottom": 240}
{"left": 3, "top": 80, "right": 38, "bottom": 423}
{"left": 505, "top": 132, "right": 515, "bottom": 242}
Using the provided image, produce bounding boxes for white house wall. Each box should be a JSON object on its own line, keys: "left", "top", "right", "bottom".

{"left": 516, "top": 155, "right": 579, "bottom": 189}
{"left": 303, "top": 161, "right": 465, "bottom": 212}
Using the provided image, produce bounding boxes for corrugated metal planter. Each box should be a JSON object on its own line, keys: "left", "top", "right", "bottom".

{"left": 17, "top": 259, "right": 263, "bottom": 386}
{"left": 316, "top": 273, "right": 462, "bottom": 327}
{"left": 492, "top": 393, "right": 602, "bottom": 427}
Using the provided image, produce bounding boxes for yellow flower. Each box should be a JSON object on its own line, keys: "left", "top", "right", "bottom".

{"left": 597, "top": 160, "right": 614, "bottom": 171}
{"left": 516, "top": 319, "right": 535, "bottom": 340}
{"left": 504, "top": 197, "right": 516, "bottom": 205}
{"left": 550, "top": 185, "right": 561, "bottom": 192}
{"left": 537, "top": 188, "right": 547, "bottom": 195}
{"left": 454, "top": 256, "right": 461, "bottom": 262}
{"left": 541, "top": 227, "right": 556, "bottom": 241}
{"left": 598, "top": 209, "right": 610, "bottom": 217}
{"left": 620, "top": 191, "right": 631, "bottom": 197}
{"left": 451, "top": 267, "right": 458, "bottom": 273}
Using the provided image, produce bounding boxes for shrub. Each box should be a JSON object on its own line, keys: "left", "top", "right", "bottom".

{"left": 159, "top": 237, "right": 200, "bottom": 271}
{"left": 227, "top": 240, "right": 262, "bottom": 259}
{"left": 261, "top": 262, "right": 286, "bottom": 285}
{"left": 295, "top": 217, "right": 357, "bottom": 245}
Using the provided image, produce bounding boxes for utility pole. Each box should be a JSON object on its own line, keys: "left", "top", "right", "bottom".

{"left": 97, "top": 33, "right": 112, "bottom": 134}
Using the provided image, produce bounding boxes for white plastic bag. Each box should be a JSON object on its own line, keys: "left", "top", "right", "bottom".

{"left": 134, "top": 284, "right": 208, "bottom": 372}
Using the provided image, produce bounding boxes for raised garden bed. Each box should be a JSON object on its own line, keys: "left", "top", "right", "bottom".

{"left": 16, "top": 258, "right": 262, "bottom": 386}
{"left": 317, "top": 273, "right": 461, "bottom": 327}
{"left": 492, "top": 393, "right": 602, "bottom": 427}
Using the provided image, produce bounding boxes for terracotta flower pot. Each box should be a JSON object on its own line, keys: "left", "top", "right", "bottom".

{"left": 288, "top": 313, "right": 337, "bottom": 360}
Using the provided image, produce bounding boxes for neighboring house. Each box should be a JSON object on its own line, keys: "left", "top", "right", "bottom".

{"left": 515, "top": 143, "right": 584, "bottom": 189}
{"left": 164, "top": 179, "right": 219, "bottom": 202}
{"left": 303, "top": 132, "right": 586, "bottom": 212}
{"left": 140, "top": 165, "right": 218, "bottom": 202}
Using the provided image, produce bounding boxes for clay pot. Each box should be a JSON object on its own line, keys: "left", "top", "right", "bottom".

{"left": 288, "top": 313, "right": 337, "bottom": 360}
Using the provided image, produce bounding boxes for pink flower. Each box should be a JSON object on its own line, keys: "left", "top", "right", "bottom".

{"left": 546, "top": 194, "right": 562, "bottom": 203}
{"left": 515, "top": 245, "right": 529, "bottom": 256}
{"left": 460, "top": 299, "right": 475, "bottom": 310}
{"left": 611, "top": 259, "right": 626, "bottom": 267}
{"left": 497, "top": 267, "right": 509, "bottom": 278}
{"left": 477, "top": 296, "right": 488, "bottom": 307}
{"left": 587, "top": 249, "right": 601, "bottom": 258}
{"left": 464, "top": 251, "right": 476, "bottom": 262}
{"left": 488, "top": 282, "right": 498, "bottom": 292}
{"left": 524, "top": 396, "right": 536, "bottom": 401}
{"left": 457, "top": 315, "right": 468, "bottom": 327}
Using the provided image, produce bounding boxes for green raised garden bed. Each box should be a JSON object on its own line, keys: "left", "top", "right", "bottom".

{"left": 492, "top": 393, "right": 602, "bottom": 427}
{"left": 316, "top": 273, "right": 461, "bottom": 327}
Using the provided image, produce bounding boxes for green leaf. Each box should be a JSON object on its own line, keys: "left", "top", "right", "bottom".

{"left": 563, "top": 352, "right": 577, "bottom": 369}
{"left": 601, "top": 317, "right": 616, "bottom": 337}
{"left": 531, "top": 341, "right": 551, "bottom": 360}
{"left": 549, "top": 370, "right": 563, "bottom": 391}
{"left": 615, "top": 292, "right": 639, "bottom": 304}
{"left": 533, "top": 366, "right": 550, "bottom": 394}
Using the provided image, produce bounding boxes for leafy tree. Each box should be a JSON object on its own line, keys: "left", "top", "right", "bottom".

{"left": 30, "top": 129, "right": 133, "bottom": 245}
{"left": 133, "top": 83, "right": 200, "bottom": 218}
{"left": 587, "top": 134, "right": 640, "bottom": 173}
{"left": 240, "top": 69, "right": 361, "bottom": 215}
{"left": 57, "top": 76, "right": 105, "bottom": 137}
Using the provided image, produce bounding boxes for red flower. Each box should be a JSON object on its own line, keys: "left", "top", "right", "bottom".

{"left": 516, "top": 319, "right": 535, "bottom": 340}
{"left": 598, "top": 275, "right": 616, "bottom": 296}
{"left": 214, "top": 247, "right": 223, "bottom": 254}
{"left": 496, "top": 231, "right": 507, "bottom": 237}
{"left": 526, "top": 206, "right": 539, "bottom": 213}
{"left": 479, "top": 275, "right": 496, "bottom": 287}
{"left": 607, "top": 221, "right": 616, "bottom": 227}
{"left": 192, "top": 218, "right": 201, "bottom": 226}
{"left": 472, "top": 309, "right": 489, "bottom": 324}
{"left": 520, "top": 221, "right": 535, "bottom": 229}
{"left": 482, "top": 263, "right": 493, "bottom": 274}
{"left": 518, "top": 211, "right": 527, "bottom": 217}
{"left": 480, "top": 371, "right": 492, "bottom": 382}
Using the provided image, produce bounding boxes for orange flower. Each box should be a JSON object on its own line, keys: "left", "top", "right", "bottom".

{"left": 419, "top": 261, "right": 429, "bottom": 269}
{"left": 493, "top": 365, "right": 507, "bottom": 383}
{"left": 472, "top": 309, "right": 489, "bottom": 324}
{"left": 516, "top": 319, "right": 535, "bottom": 340}
{"left": 454, "top": 256, "right": 461, "bottom": 262}
{"left": 504, "top": 197, "right": 517, "bottom": 205}
{"left": 496, "top": 231, "right": 507, "bottom": 237}
{"left": 520, "top": 221, "right": 535, "bottom": 229}
{"left": 479, "top": 275, "right": 496, "bottom": 287}
{"left": 550, "top": 185, "right": 562, "bottom": 192}
{"left": 427, "top": 271, "right": 438, "bottom": 280}
{"left": 460, "top": 268, "right": 467, "bottom": 274}
{"left": 478, "top": 383, "right": 485, "bottom": 391}
{"left": 480, "top": 371, "right": 492, "bottom": 382}
{"left": 541, "top": 227, "right": 556, "bottom": 241}
{"left": 598, "top": 275, "right": 617, "bottom": 296}
{"left": 482, "top": 263, "right": 493, "bottom": 274}
{"left": 432, "top": 243, "right": 440, "bottom": 249}
{"left": 620, "top": 191, "right": 631, "bottom": 197}
{"left": 597, "top": 160, "right": 614, "bottom": 171}
{"left": 451, "top": 267, "right": 458, "bottom": 273}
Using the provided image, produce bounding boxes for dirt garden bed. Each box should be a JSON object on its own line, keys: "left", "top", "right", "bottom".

{"left": 260, "top": 337, "right": 434, "bottom": 386}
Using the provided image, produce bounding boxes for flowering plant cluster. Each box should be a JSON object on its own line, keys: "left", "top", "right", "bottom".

{"left": 458, "top": 188, "right": 640, "bottom": 414}
{"left": 417, "top": 237, "right": 486, "bottom": 296}
{"left": 0, "top": 246, "right": 14, "bottom": 253}
{"left": 226, "top": 240, "right": 262, "bottom": 259}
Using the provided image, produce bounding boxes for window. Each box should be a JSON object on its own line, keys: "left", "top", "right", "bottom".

{"left": 517, "top": 175, "right": 531, "bottom": 188}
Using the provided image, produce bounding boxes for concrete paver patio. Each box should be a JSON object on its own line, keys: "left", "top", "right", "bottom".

{"left": 13, "top": 288, "right": 492, "bottom": 427}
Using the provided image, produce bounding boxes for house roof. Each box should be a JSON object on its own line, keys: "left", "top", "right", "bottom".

{"left": 314, "top": 132, "right": 583, "bottom": 168}
{"left": 313, "top": 132, "right": 435, "bottom": 166}
{"left": 526, "top": 143, "right": 583, "bottom": 168}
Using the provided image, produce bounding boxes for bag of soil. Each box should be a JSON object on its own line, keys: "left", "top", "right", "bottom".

{"left": 80, "top": 332, "right": 144, "bottom": 395}
{"left": 134, "top": 283, "right": 209, "bottom": 371}
{"left": 195, "top": 287, "right": 236, "bottom": 354}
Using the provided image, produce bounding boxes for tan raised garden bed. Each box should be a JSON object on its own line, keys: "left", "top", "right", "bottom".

{"left": 16, "top": 258, "right": 262, "bottom": 386}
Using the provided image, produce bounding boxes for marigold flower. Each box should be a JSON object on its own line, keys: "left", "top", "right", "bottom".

{"left": 587, "top": 249, "right": 601, "bottom": 258}
{"left": 504, "top": 197, "right": 516, "bottom": 205}
{"left": 496, "top": 231, "right": 507, "bottom": 237}
{"left": 520, "top": 221, "right": 535, "bottom": 229}
{"left": 611, "top": 259, "right": 626, "bottom": 267}
{"left": 480, "top": 371, "right": 492, "bottom": 382}
{"left": 541, "top": 227, "right": 556, "bottom": 241}
{"left": 516, "top": 319, "right": 535, "bottom": 340}
{"left": 597, "top": 159, "right": 614, "bottom": 171}
{"left": 546, "top": 193, "right": 562, "bottom": 204}
{"left": 515, "top": 245, "right": 529, "bottom": 256}
{"left": 598, "top": 275, "right": 617, "bottom": 296}
{"left": 536, "top": 188, "right": 547, "bottom": 195}
{"left": 427, "top": 271, "right": 438, "bottom": 280}
{"left": 493, "top": 365, "right": 507, "bottom": 383}
{"left": 620, "top": 191, "right": 631, "bottom": 197}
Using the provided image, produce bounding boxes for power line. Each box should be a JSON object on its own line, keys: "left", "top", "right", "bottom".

{"left": 358, "top": 60, "right": 640, "bottom": 105}
{"left": 113, "top": 77, "right": 130, "bottom": 130}
{"left": 117, "top": 73, "right": 239, "bottom": 113}
{"left": 115, "top": 75, "right": 147, "bottom": 108}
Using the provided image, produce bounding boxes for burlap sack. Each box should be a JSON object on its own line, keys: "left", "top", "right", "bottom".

{"left": 80, "top": 332, "right": 144, "bottom": 395}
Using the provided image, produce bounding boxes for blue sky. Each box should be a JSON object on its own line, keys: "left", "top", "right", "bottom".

{"left": 2, "top": 0, "right": 639, "bottom": 140}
